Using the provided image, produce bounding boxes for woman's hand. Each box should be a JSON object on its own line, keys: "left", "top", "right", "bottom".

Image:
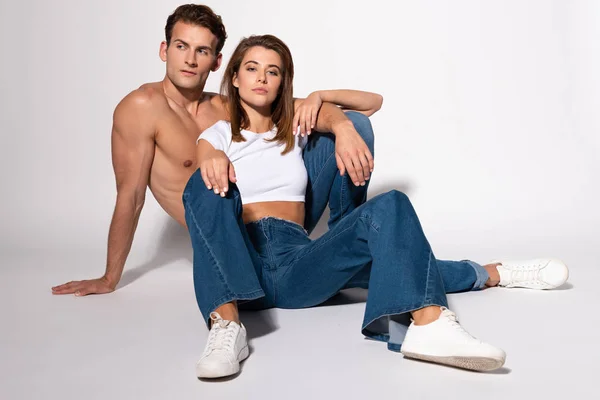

{"left": 199, "top": 150, "right": 237, "bottom": 197}
{"left": 293, "top": 91, "right": 323, "bottom": 136}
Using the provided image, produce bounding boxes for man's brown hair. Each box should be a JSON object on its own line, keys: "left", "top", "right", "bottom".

{"left": 165, "top": 4, "right": 227, "bottom": 54}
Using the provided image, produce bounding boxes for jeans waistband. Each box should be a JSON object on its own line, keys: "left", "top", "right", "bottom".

{"left": 245, "top": 216, "right": 308, "bottom": 235}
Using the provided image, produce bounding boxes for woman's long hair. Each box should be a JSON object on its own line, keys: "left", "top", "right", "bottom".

{"left": 220, "top": 35, "right": 295, "bottom": 154}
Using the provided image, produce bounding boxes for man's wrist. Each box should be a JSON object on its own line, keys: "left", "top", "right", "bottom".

{"left": 330, "top": 118, "right": 353, "bottom": 136}
{"left": 102, "top": 274, "right": 119, "bottom": 289}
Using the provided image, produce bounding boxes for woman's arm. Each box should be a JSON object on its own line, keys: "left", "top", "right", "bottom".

{"left": 293, "top": 89, "right": 382, "bottom": 136}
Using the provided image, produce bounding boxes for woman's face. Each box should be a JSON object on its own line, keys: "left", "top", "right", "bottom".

{"left": 233, "top": 46, "right": 283, "bottom": 111}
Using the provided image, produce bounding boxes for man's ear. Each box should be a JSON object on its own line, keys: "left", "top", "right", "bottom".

{"left": 159, "top": 41, "right": 168, "bottom": 62}
{"left": 212, "top": 53, "right": 223, "bottom": 72}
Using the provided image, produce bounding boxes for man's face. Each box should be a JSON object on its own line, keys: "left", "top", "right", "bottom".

{"left": 160, "top": 21, "right": 222, "bottom": 90}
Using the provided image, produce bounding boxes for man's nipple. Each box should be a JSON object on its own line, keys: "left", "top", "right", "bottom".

{"left": 183, "top": 160, "right": 193, "bottom": 168}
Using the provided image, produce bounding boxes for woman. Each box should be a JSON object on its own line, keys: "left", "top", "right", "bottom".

{"left": 184, "top": 34, "right": 567, "bottom": 378}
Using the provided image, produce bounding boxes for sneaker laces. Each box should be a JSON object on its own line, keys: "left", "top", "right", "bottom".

{"left": 205, "top": 312, "right": 237, "bottom": 355}
{"left": 503, "top": 261, "right": 544, "bottom": 285}
{"left": 440, "top": 307, "right": 479, "bottom": 342}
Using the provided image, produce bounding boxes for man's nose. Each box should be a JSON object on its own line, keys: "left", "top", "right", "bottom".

{"left": 186, "top": 52, "right": 197, "bottom": 67}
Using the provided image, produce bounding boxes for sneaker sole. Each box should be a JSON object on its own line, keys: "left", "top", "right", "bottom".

{"left": 196, "top": 345, "right": 250, "bottom": 379}
{"left": 402, "top": 351, "right": 505, "bottom": 372}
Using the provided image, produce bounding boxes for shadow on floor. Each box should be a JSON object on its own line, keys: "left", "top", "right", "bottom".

{"left": 118, "top": 218, "right": 192, "bottom": 289}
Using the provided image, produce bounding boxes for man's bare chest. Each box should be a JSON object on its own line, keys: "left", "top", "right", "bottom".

{"left": 154, "top": 105, "right": 227, "bottom": 166}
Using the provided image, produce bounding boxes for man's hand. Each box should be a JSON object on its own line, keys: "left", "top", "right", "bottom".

{"left": 199, "top": 150, "right": 237, "bottom": 196}
{"left": 52, "top": 276, "right": 115, "bottom": 296}
{"left": 293, "top": 92, "right": 323, "bottom": 136}
{"left": 333, "top": 120, "right": 374, "bottom": 186}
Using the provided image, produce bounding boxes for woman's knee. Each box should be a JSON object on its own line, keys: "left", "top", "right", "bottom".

{"left": 183, "top": 168, "right": 238, "bottom": 205}
{"left": 372, "top": 190, "right": 412, "bottom": 212}
{"left": 384, "top": 189, "right": 410, "bottom": 204}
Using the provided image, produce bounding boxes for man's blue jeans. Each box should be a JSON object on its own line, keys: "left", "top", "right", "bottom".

{"left": 182, "top": 112, "right": 489, "bottom": 348}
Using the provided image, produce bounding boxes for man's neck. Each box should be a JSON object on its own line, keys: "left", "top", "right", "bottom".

{"left": 162, "top": 77, "right": 207, "bottom": 115}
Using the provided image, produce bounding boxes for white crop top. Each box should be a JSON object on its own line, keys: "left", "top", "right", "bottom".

{"left": 198, "top": 120, "right": 308, "bottom": 205}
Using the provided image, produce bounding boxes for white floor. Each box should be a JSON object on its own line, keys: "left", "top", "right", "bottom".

{"left": 2, "top": 245, "right": 598, "bottom": 400}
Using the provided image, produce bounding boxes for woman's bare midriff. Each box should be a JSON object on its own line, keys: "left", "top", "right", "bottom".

{"left": 242, "top": 201, "right": 305, "bottom": 226}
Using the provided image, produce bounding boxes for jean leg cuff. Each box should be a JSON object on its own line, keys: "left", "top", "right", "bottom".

{"left": 466, "top": 260, "right": 489, "bottom": 290}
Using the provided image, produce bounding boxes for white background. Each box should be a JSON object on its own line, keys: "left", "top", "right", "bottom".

{"left": 1, "top": 1, "right": 599, "bottom": 399}
{"left": 2, "top": 0, "right": 598, "bottom": 258}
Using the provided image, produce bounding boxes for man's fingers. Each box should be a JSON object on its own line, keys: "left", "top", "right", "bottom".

{"left": 52, "top": 281, "right": 74, "bottom": 291}
{"left": 365, "top": 149, "right": 374, "bottom": 172}
{"left": 343, "top": 153, "right": 362, "bottom": 186}
{"left": 359, "top": 153, "right": 371, "bottom": 180}
{"left": 52, "top": 287, "right": 75, "bottom": 294}
{"left": 52, "top": 281, "right": 78, "bottom": 294}
{"left": 58, "top": 283, "right": 84, "bottom": 295}
{"left": 52, "top": 289, "right": 73, "bottom": 295}
{"left": 335, "top": 153, "right": 346, "bottom": 176}
{"left": 74, "top": 286, "right": 92, "bottom": 297}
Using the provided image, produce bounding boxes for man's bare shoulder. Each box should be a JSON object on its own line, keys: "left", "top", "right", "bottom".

{"left": 207, "top": 92, "right": 227, "bottom": 111}
{"left": 114, "top": 82, "right": 169, "bottom": 120}
{"left": 112, "top": 83, "right": 168, "bottom": 138}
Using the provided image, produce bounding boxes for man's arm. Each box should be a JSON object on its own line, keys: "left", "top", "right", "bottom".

{"left": 52, "top": 90, "right": 157, "bottom": 296}
{"left": 309, "top": 102, "right": 375, "bottom": 187}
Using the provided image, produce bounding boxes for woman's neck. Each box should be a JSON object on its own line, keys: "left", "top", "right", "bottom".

{"left": 240, "top": 100, "right": 273, "bottom": 133}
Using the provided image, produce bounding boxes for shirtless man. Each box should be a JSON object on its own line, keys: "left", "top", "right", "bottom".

{"left": 51, "top": 4, "right": 376, "bottom": 296}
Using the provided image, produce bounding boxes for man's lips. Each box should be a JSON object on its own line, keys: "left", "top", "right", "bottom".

{"left": 181, "top": 70, "right": 197, "bottom": 76}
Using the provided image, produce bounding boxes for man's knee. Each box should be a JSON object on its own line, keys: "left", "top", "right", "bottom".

{"left": 345, "top": 111, "right": 374, "bottom": 153}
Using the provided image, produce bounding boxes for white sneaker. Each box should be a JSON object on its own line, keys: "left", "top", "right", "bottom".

{"left": 401, "top": 307, "right": 506, "bottom": 372}
{"left": 495, "top": 258, "right": 569, "bottom": 289}
{"left": 196, "top": 312, "right": 249, "bottom": 379}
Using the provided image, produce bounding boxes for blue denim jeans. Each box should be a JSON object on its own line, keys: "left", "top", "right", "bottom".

{"left": 182, "top": 112, "right": 489, "bottom": 348}
{"left": 302, "top": 112, "right": 375, "bottom": 234}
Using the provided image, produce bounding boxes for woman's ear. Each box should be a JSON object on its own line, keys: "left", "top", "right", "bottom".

{"left": 233, "top": 72, "right": 239, "bottom": 88}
